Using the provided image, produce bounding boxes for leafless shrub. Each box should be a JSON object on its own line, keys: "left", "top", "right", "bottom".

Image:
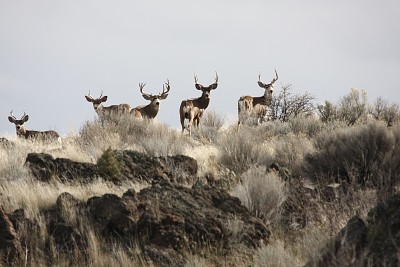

{"left": 370, "top": 96, "right": 400, "bottom": 127}
{"left": 271, "top": 84, "right": 316, "bottom": 122}
{"left": 337, "top": 88, "right": 368, "bottom": 126}
{"left": 231, "top": 167, "right": 287, "bottom": 224}
{"left": 317, "top": 100, "right": 338, "bottom": 123}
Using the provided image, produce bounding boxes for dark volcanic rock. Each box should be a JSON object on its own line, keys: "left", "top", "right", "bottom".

{"left": 0, "top": 206, "right": 23, "bottom": 264}
{"left": 5, "top": 181, "right": 269, "bottom": 266}
{"left": 86, "top": 181, "right": 270, "bottom": 265}
{"left": 25, "top": 150, "right": 198, "bottom": 185}
{"left": 25, "top": 153, "right": 99, "bottom": 182}
{"left": 116, "top": 150, "right": 198, "bottom": 184}
{"left": 308, "top": 193, "right": 400, "bottom": 267}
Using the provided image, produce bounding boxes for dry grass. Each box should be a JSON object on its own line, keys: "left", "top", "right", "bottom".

{"left": 231, "top": 166, "right": 287, "bottom": 224}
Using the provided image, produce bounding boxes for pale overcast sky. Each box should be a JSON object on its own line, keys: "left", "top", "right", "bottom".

{"left": 1, "top": 0, "right": 399, "bottom": 136}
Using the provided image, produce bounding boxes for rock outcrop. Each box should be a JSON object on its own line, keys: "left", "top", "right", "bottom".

{"left": 25, "top": 150, "right": 198, "bottom": 184}
{"left": 308, "top": 193, "right": 400, "bottom": 266}
{"left": 2, "top": 181, "right": 269, "bottom": 266}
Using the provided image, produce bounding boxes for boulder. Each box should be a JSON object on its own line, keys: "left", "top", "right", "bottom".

{"left": 25, "top": 150, "right": 198, "bottom": 185}
{"left": 25, "top": 153, "right": 98, "bottom": 182}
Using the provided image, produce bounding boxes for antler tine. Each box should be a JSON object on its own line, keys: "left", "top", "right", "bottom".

{"left": 214, "top": 71, "right": 218, "bottom": 84}
{"left": 258, "top": 73, "right": 261, "bottom": 82}
{"left": 162, "top": 79, "right": 171, "bottom": 94}
{"left": 99, "top": 90, "right": 103, "bottom": 98}
{"left": 272, "top": 69, "right": 279, "bottom": 82}
{"left": 9, "top": 109, "right": 16, "bottom": 119}
{"left": 194, "top": 73, "right": 198, "bottom": 84}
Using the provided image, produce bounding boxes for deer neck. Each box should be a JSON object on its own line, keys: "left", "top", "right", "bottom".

{"left": 16, "top": 127, "right": 27, "bottom": 138}
{"left": 144, "top": 104, "right": 159, "bottom": 119}
{"left": 195, "top": 95, "right": 211, "bottom": 110}
{"left": 95, "top": 104, "right": 104, "bottom": 113}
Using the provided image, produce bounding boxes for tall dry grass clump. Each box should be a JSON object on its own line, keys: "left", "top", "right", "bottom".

{"left": 217, "top": 127, "right": 266, "bottom": 175}
{"left": 77, "top": 115, "right": 185, "bottom": 159}
{"left": 231, "top": 166, "right": 287, "bottom": 224}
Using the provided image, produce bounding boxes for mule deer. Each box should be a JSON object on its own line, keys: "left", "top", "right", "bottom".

{"left": 179, "top": 72, "right": 218, "bottom": 136}
{"left": 8, "top": 111, "right": 60, "bottom": 140}
{"left": 238, "top": 69, "right": 278, "bottom": 128}
{"left": 85, "top": 91, "right": 131, "bottom": 118}
{"left": 131, "top": 80, "right": 170, "bottom": 119}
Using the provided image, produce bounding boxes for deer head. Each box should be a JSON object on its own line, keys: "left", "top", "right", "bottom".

{"left": 139, "top": 79, "right": 170, "bottom": 106}
{"left": 258, "top": 69, "right": 278, "bottom": 95}
{"left": 132, "top": 80, "right": 171, "bottom": 119}
{"left": 194, "top": 72, "right": 218, "bottom": 98}
{"left": 8, "top": 110, "right": 29, "bottom": 137}
{"left": 85, "top": 91, "right": 108, "bottom": 112}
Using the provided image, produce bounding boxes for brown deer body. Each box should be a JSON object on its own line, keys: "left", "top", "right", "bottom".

{"left": 85, "top": 91, "right": 131, "bottom": 118}
{"left": 179, "top": 73, "right": 218, "bottom": 136}
{"left": 131, "top": 80, "right": 170, "bottom": 119}
{"left": 8, "top": 111, "right": 60, "bottom": 140}
{"left": 238, "top": 70, "right": 278, "bottom": 128}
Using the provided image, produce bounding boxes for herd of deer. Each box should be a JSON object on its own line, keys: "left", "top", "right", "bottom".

{"left": 7, "top": 70, "right": 278, "bottom": 140}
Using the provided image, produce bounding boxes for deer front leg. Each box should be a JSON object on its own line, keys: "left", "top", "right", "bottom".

{"left": 187, "top": 112, "right": 196, "bottom": 137}
{"left": 180, "top": 112, "right": 186, "bottom": 134}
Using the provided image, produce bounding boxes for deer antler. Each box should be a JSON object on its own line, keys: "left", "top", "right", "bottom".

{"left": 258, "top": 73, "right": 267, "bottom": 88}
{"left": 161, "top": 79, "right": 170, "bottom": 95}
{"left": 214, "top": 71, "right": 218, "bottom": 84}
{"left": 139, "top": 83, "right": 152, "bottom": 98}
{"left": 271, "top": 69, "right": 278, "bottom": 83}
{"left": 9, "top": 110, "right": 16, "bottom": 120}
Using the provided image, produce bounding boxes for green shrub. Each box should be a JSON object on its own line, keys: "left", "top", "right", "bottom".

{"left": 97, "top": 148, "right": 123, "bottom": 181}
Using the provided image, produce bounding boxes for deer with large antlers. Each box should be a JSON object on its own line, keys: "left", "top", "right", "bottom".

{"left": 179, "top": 72, "right": 218, "bottom": 136}
{"left": 131, "top": 80, "right": 170, "bottom": 119}
{"left": 8, "top": 111, "right": 60, "bottom": 140}
{"left": 85, "top": 91, "right": 132, "bottom": 118}
{"left": 238, "top": 69, "right": 278, "bottom": 128}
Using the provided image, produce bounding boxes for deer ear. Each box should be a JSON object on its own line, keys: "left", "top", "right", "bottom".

{"left": 22, "top": 115, "right": 29, "bottom": 122}
{"left": 159, "top": 93, "right": 169, "bottom": 100}
{"left": 8, "top": 116, "right": 15, "bottom": 123}
{"left": 210, "top": 83, "right": 218, "bottom": 90}
{"left": 100, "top": 96, "right": 108, "bottom": 102}
{"left": 258, "top": 81, "right": 266, "bottom": 88}
{"left": 195, "top": 84, "right": 203, "bottom": 90}
{"left": 142, "top": 94, "right": 153, "bottom": 101}
{"left": 85, "top": 95, "right": 94, "bottom": 102}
